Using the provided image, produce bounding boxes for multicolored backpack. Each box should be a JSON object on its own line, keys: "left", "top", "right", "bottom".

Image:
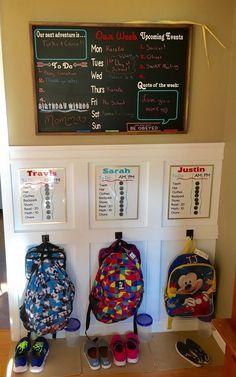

{"left": 164, "top": 239, "right": 216, "bottom": 328}
{"left": 20, "top": 242, "right": 75, "bottom": 336}
{"left": 86, "top": 239, "right": 144, "bottom": 333}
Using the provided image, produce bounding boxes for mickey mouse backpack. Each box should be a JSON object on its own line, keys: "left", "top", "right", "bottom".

{"left": 86, "top": 238, "right": 144, "bottom": 334}
{"left": 164, "top": 238, "right": 216, "bottom": 329}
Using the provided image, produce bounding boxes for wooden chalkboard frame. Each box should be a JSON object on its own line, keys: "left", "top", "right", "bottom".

{"left": 30, "top": 22, "right": 192, "bottom": 135}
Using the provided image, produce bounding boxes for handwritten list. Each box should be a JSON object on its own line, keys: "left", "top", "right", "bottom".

{"left": 31, "top": 24, "right": 192, "bottom": 134}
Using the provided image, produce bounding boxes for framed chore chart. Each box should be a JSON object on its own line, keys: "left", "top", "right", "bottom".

{"left": 19, "top": 168, "right": 67, "bottom": 224}
{"left": 168, "top": 164, "right": 214, "bottom": 219}
{"left": 30, "top": 23, "right": 192, "bottom": 134}
{"left": 95, "top": 165, "right": 139, "bottom": 220}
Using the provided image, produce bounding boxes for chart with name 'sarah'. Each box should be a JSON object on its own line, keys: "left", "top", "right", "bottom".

{"left": 168, "top": 165, "right": 214, "bottom": 219}
{"left": 96, "top": 166, "right": 139, "bottom": 220}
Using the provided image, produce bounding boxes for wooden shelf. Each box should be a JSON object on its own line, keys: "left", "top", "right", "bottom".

{"left": 212, "top": 269, "right": 236, "bottom": 376}
{"left": 213, "top": 318, "right": 236, "bottom": 354}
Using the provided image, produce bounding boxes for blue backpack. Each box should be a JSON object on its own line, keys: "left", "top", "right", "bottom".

{"left": 25, "top": 242, "right": 66, "bottom": 279}
{"left": 164, "top": 239, "right": 216, "bottom": 328}
{"left": 20, "top": 242, "right": 75, "bottom": 336}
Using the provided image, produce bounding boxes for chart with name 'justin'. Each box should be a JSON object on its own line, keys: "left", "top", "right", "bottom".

{"left": 168, "top": 165, "right": 214, "bottom": 219}
{"left": 96, "top": 166, "right": 139, "bottom": 220}
{"left": 20, "top": 168, "right": 66, "bottom": 224}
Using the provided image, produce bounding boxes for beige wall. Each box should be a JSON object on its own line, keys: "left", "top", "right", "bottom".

{"left": 215, "top": 0, "right": 236, "bottom": 318}
{"left": 0, "top": 0, "right": 236, "bottom": 318}
{"left": 0, "top": 0, "right": 233, "bottom": 145}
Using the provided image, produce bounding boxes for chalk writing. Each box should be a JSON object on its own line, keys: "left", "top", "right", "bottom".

{"left": 31, "top": 24, "right": 192, "bottom": 133}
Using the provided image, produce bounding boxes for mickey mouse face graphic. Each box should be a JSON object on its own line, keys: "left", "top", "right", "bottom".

{"left": 177, "top": 272, "right": 203, "bottom": 295}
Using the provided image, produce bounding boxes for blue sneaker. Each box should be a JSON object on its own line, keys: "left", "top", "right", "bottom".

{"left": 30, "top": 337, "right": 49, "bottom": 373}
{"left": 13, "top": 337, "right": 31, "bottom": 373}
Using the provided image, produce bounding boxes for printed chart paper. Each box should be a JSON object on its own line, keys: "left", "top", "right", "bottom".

{"left": 20, "top": 168, "right": 66, "bottom": 224}
{"left": 168, "top": 165, "right": 213, "bottom": 219}
{"left": 96, "top": 166, "right": 139, "bottom": 220}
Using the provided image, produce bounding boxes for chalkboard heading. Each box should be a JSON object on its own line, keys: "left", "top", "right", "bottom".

{"left": 30, "top": 23, "right": 192, "bottom": 134}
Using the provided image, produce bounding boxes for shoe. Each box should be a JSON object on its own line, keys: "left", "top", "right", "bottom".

{"left": 84, "top": 339, "right": 100, "bottom": 370}
{"left": 110, "top": 334, "right": 126, "bottom": 367}
{"left": 13, "top": 337, "right": 31, "bottom": 373}
{"left": 97, "top": 338, "right": 112, "bottom": 369}
{"left": 125, "top": 332, "right": 139, "bottom": 363}
{"left": 175, "top": 341, "right": 202, "bottom": 367}
{"left": 30, "top": 336, "right": 49, "bottom": 373}
{"left": 185, "top": 338, "right": 210, "bottom": 364}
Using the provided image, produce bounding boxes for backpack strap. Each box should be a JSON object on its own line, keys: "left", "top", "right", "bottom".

{"left": 133, "top": 313, "right": 138, "bottom": 334}
{"left": 85, "top": 302, "right": 99, "bottom": 342}
{"left": 35, "top": 242, "right": 66, "bottom": 266}
{"left": 183, "top": 238, "right": 196, "bottom": 254}
{"left": 112, "top": 239, "right": 122, "bottom": 252}
{"left": 85, "top": 302, "right": 92, "bottom": 338}
{"left": 167, "top": 315, "right": 173, "bottom": 330}
{"left": 37, "top": 241, "right": 61, "bottom": 255}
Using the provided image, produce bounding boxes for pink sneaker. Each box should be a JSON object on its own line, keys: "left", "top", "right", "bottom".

{"left": 110, "top": 335, "right": 126, "bottom": 367}
{"left": 125, "top": 332, "right": 139, "bottom": 363}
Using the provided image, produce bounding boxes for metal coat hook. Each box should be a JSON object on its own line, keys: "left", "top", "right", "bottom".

{"left": 42, "top": 234, "right": 49, "bottom": 243}
{"left": 186, "top": 229, "right": 194, "bottom": 240}
{"left": 115, "top": 232, "right": 122, "bottom": 241}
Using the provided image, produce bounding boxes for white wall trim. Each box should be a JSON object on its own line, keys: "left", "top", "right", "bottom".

{"left": 9, "top": 143, "right": 224, "bottom": 160}
{"left": 2, "top": 142, "right": 225, "bottom": 340}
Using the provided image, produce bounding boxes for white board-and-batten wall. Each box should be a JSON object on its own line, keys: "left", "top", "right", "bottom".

{"left": 2, "top": 143, "right": 224, "bottom": 340}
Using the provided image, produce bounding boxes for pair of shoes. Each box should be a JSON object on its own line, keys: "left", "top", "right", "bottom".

{"left": 110, "top": 332, "right": 139, "bottom": 366}
{"left": 13, "top": 336, "right": 49, "bottom": 373}
{"left": 175, "top": 338, "right": 209, "bottom": 367}
{"left": 84, "top": 338, "right": 112, "bottom": 370}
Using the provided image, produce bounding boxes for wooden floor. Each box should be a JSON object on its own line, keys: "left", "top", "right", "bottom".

{"left": 0, "top": 212, "right": 10, "bottom": 329}
{"left": 0, "top": 330, "right": 11, "bottom": 377}
{"left": 0, "top": 329, "right": 224, "bottom": 377}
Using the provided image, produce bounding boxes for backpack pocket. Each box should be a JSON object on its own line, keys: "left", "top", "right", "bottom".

{"left": 22, "top": 259, "right": 75, "bottom": 335}
{"left": 165, "top": 263, "right": 216, "bottom": 318}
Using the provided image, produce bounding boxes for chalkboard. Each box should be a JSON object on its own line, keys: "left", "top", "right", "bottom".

{"left": 30, "top": 23, "right": 192, "bottom": 134}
